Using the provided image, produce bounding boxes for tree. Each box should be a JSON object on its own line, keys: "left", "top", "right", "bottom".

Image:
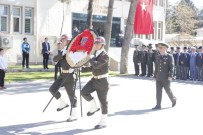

{"left": 120, "top": 0, "right": 137, "bottom": 74}
{"left": 174, "top": 2, "right": 198, "bottom": 34}
{"left": 166, "top": 3, "right": 176, "bottom": 34}
{"left": 87, "top": 0, "right": 94, "bottom": 29}
{"left": 104, "top": 0, "right": 115, "bottom": 52}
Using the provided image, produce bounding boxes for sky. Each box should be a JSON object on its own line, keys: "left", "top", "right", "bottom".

{"left": 168, "top": 0, "right": 203, "bottom": 9}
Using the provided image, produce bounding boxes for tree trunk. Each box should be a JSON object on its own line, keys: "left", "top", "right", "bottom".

{"left": 87, "top": 0, "right": 94, "bottom": 29}
{"left": 120, "top": 0, "right": 137, "bottom": 74}
{"left": 104, "top": 0, "right": 115, "bottom": 52}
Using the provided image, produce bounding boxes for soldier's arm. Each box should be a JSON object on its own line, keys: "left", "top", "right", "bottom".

{"left": 90, "top": 54, "right": 109, "bottom": 69}
{"left": 168, "top": 54, "right": 174, "bottom": 78}
{"left": 53, "top": 52, "right": 63, "bottom": 62}
{"left": 133, "top": 51, "right": 135, "bottom": 62}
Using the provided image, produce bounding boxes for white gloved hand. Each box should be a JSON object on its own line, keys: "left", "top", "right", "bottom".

{"left": 62, "top": 49, "right": 67, "bottom": 56}
{"left": 90, "top": 55, "right": 94, "bottom": 59}
{"left": 68, "top": 68, "right": 74, "bottom": 73}
{"left": 73, "top": 73, "right": 77, "bottom": 80}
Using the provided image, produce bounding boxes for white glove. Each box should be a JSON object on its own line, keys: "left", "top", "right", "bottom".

{"left": 73, "top": 73, "right": 77, "bottom": 80}
{"left": 90, "top": 55, "right": 94, "bottom": 59}
{"left": 62, "top": 49, "right": 67, "bottom": 56}
{"left": 68, "top": 68, "right": 74, "bottom": 73}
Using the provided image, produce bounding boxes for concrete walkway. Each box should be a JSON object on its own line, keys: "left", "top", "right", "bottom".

{"left": 0, "top": 76, "right": 203, "bottom": 135}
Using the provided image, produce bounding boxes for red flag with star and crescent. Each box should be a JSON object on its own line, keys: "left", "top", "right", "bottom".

{"left": 134, "top": 0, "right": 154, "bottom": 34}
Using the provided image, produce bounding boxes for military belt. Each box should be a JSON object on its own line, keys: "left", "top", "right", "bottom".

{"left": 93, "top": 73, "right": 108, "bottom": 79}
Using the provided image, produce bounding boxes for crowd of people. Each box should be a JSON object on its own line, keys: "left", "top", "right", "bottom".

{"left": 133, "top": 43, "right": 203, "bottom": 82}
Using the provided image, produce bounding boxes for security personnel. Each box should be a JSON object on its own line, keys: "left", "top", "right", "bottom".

{"left": 133, "top": 44, "right": 140, "bottom": 76}
{"left": 49, "top": 34, "right": 77, "bottom": 122}
{"left": 179, "top": 47, "right": 190, "bottom": 80}
{"left": 140, "top": 44, "right": 148, "bottom": 76}
{"left": 147, "top": 44, "right": 154, "bottom": 77}
{"left": 81, "top": 36, "right": 109, "bottom": 129}
{"left": 153, "top": 43, "right": 177, "bottom": 110}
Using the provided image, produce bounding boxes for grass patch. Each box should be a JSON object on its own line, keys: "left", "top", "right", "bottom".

{"left": 5, "top": 71, "right": 120, "bottom": 82}
{"left": 8, "top": 65, "right": 55, "bottom": 69}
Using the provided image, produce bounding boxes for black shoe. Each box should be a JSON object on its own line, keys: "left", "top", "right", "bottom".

{"left": 87, "top": 108, "right": 100, "bottom": 116}
{"left": 94, "top": 124, "right": 107, "bottom": 129}
{"left": 152, "top": 105, "right": 161, "bottom": 110}
{"left": 56, "top": 104, "right": 69, "bottom": 111}
{"left": 172, "top": 100, "right": 176, "bottom": 107}
{"left": 67, "top": 118, "right": 77, "bottom": 122}
{"left": 46, "top": 67, "right": 49, "bottom": 69}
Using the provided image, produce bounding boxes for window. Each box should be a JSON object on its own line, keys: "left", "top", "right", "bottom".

{"left": 0, "top": 5, "right": 9, "bottom": 32}
{"left": 154, "top": 0, "right": 158, "bottom": 5}
{"left": 24, "top": 7, "right": 33, "bottom": 34}
{"left": 159, "top": 0, "right": 164, "bottom": 7}
{"left": 13, "top": 7, "right": 21, "bottom": 33}
{"left": 152, "top": 21, "right": 157, "bottom": 40}
{"left": 158, "top": 21, "right": 163, "bottom": 40}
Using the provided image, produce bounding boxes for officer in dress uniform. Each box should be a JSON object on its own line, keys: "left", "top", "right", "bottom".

{"left": 133, "top": 44, "right": 141, "bottom": 76}
{"left": 81, "top": 36, "right": 109, "bottom": 129}
{"left": 152, "top": 43, "right": 177, "bottom": 110}
{"left": 49, "top": 34, "right": 78, "bottom": 122}
{"left": 147, "top": 44, "right": 154, "bottom": 77}
{"left": 140, "top": 44, "right": 148, "bottom": 76}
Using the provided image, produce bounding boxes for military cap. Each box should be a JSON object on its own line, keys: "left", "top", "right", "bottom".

{"left": 170, "top": 47, "right": 174, "bottom": 50}
{"left": 176, "top": 47, "right": 180, "bottom": 49}
{"left": 142, "top": 44, "right": 146, "bottom": 47}
{"left": 134, "top": 44, "right": 139, "bottom": 46}
{"left": 94, "top": 36, "right": 106, "bottom": 45}
{"left": 158, "top": 43, "right": 169, "bottom": 48}
{"left": 183, "top": 47, "right": 187, "bottom": 49}
{"left": 198, "top": 46, "right": 202, "bottom": 49}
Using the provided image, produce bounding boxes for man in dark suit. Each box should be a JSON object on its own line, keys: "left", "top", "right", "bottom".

{"left": 133, "top": 44, "right": 141, "bottom": 76}
{"left": 42, "top": 37, "right": 51, "bottom": 69}
{"left": 153, "top": 43, "right": 177, "bottom": 110}
{"left": 179, "top": 47, "right": 190, "bottom": 80}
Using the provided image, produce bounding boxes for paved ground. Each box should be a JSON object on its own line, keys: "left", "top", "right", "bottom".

{"left": 0, "top": 76, "right": 203, "bottom": 135}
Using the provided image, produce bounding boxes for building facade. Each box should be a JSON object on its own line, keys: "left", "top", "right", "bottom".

{"left": 0, "top": 0, "right": 166, "bottom": 65}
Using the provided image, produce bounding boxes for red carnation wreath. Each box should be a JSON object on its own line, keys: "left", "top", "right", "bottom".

{"left": 66, "top": 29, "right": 97, "bottom": 68}
{"left": 69, "top": 29, "right": 94, "bottom": 54}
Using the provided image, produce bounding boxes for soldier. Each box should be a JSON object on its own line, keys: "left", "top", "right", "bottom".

{"left": 140, "top": 44, "right": 148, "bottom": 76}
{"left": 133, "top": 44, "right": 140, "bottom": 76}
{"left": 174, "top": 47, "right": 181, "bottom": 79}
{"left": 152, "top": 43, "right": 177, "bottom": 110}
{"left": 153, "top": 44, "right": 160, "bottom": 64}
{"left": 49, "top": 34, "right": 78, "bottom": 122}
{"left": 81, "top": 36, "right": 109, "bottom": 129}
{"left": 179, "top": 47, "right": 190, "bottom": 80}
{"left": 147, "top": 44, "right": 154, "bottom": 77}
{"left": 196, "top": 46, "right": 203, "bottom": 81}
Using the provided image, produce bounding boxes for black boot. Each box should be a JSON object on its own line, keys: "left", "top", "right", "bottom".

{"left": 152, "top": 105, "right": 161, "bottom": 110}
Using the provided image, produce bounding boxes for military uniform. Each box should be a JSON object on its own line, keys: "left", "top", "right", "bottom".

{"left": 133, "top": 45, "right": 140, "bottom": 76}
{"left": 153, "top": 43, "right": 176, "bottom": 109}
{"left": 49, "top": 51, "right": 77, "bottom": 108}
{"left": 140, "top": 45, "right": 148, "bottom": 76}
{"left": 81, "top": 36, "right": 109, "bottom": 129}
{"left": 147, "top": 48, "right": 154, "bottom": 77}
{"left": 179, "top": 49, "right": 190, "bottom": 80}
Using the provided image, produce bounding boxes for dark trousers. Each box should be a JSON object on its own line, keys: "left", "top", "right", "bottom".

{"left": 49, "top": 73, "right": 77, "bottom": 107}
{"left": 54, "top": 63, "right": 61, "bottom": 80}
{"left": 180, "top": 66, "right": 189, "bottom": 80}
{"left": 156, "top": 80, "right": 176, "bottom": 106}
{"left": 147, "top": 63, "right": 153, "bottom": 76}
{"left": 81, "top": 78, "right": 109, "bottom": 114}
{"left": 134, "top": 62, "right": 139, "bottom": 75}
{"left": 22, "top": 52, "right": 29, "bottom": 68}
{"left": 0, "top": 69, "right": 5, "bottom": 87}
{"left": 43, "top": 53, "right": 49, "bottom": 68}
{"left": 141, "top": 62, "right": 147, "bottom": 76}
{"left": 175, "top": 65, "right": 180, "bottom": 79}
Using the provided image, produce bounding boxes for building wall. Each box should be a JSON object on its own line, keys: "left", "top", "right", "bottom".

{"left": 0, "top": 0, "right": 166, "bottom": 65}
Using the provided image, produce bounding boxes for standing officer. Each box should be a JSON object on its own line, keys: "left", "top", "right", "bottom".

{"left": 133, "top": 44, "right": 140, "bottom": 76}
{"left": 179, "top": 47, "right": 190, "bottom": 80}
{"left": 147, "top": 44, "right": 154, "bottom": 77}
{"left": 49, "top": 34, "right": 78, "bottom": 122}
{"left": 153, "top": 43, "right": 177, "bottom": 110}
{"left": 196, "top": 46, "right": 203, "bottom": 81}
{"left": 190, "top": 47, "right": 197, "bottom": 81}
{"left": 21, "top": 37, "right": 30, "bottom": 69}
{"left": 140, "top": 44, "right": 148, "bottom": 76}
{"left": 42, "top": 37, "right": 51, "bottom": 69}
{"left": 174, "top": 47, "right": 181, "bottom": 79}
{"left": 81, "top": 36, "right": 109, "bottom": 129}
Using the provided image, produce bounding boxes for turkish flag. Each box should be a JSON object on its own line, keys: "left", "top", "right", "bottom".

{"left": 134, "top": 0, "right": 154, "bottom": 34}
